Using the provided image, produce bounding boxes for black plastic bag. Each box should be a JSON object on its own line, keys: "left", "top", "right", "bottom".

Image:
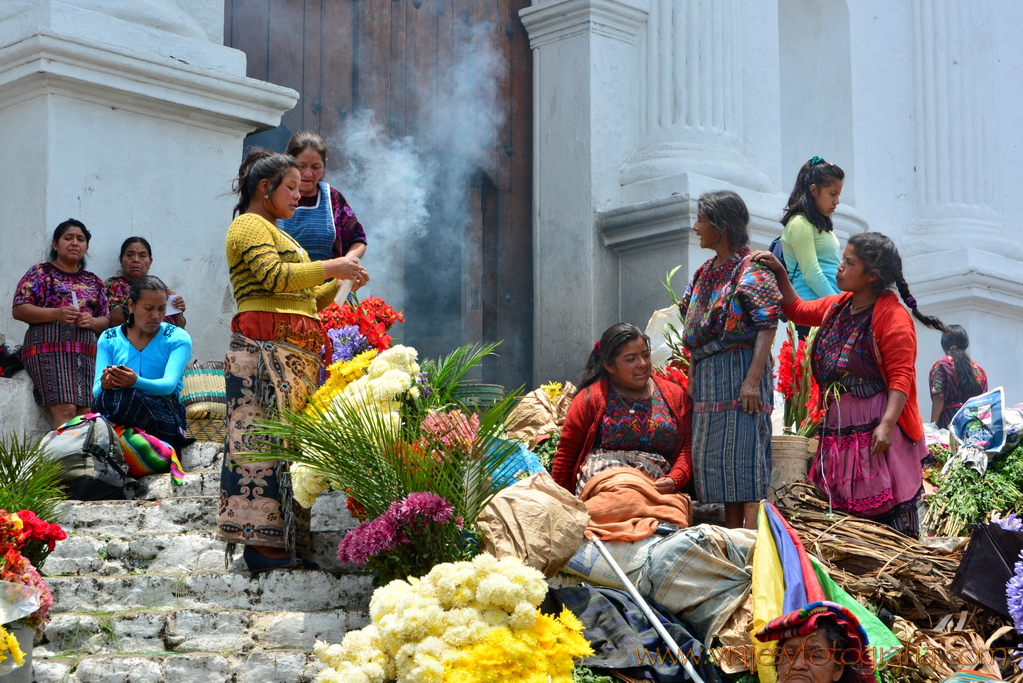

{"left": 951, "top": 522, "right": 1023, "bottom": 617}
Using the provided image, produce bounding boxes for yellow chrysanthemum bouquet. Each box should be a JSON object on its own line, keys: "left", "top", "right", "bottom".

{"left": 313, "top": 554, "right": 592, "bottom": 683}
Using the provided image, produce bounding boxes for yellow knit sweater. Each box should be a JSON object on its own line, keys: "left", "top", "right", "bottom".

{"left": 225, "top": 213, "right": 338, "bottom": 318}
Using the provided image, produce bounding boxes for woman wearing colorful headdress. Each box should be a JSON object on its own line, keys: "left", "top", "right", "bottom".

{"left": 754, "top": 601, "right": 875, "bottom": 683}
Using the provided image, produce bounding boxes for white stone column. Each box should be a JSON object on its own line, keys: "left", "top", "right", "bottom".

{"left": 0, "top": 0, "right": 297, "bottom": 435}
{"left": 0, "top": 0, "right": 298, "bottom": 370}
{"left": 520, "top": 0, "right": 648, "bottom": 384}
{"left": 905, "top": 0, "right": 1016, "bottom": 256}
{"left": 618, "top": 0, "right": 771, "bottom": 192}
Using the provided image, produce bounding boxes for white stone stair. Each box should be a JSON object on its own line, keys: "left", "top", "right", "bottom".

{"left": 33, "top": 441, "right": 372, "bottom": 683}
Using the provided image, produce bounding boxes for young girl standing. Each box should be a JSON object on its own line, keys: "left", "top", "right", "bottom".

{"left": 754, "top": 233, "right": 946, "bottom": 536}
{"left": 780, "top": 157, "right": 845, "bottom": 301}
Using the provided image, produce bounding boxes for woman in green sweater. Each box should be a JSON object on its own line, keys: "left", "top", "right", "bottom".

{"left": 780, "top": 156, "right": 845, "bottom": 303}
{"left": 216, "top": 148, "right": 365, "bottom": 572}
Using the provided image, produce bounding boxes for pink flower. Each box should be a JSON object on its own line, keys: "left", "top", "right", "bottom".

{"left": 396, "top": 492, "right": 454, "bottom": 525}
{"left": 336, "top": 512, "right": 407, "bottom": 565}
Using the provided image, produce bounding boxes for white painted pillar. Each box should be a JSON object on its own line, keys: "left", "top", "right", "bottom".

{"left": 520, "top": 0, "right": 648, "bottom": 384}
{"left": 905, "top": 0, "right": 1016, "bottom": 256}
{"left": 618, "top": 0, "right": 771, "bottom": 192}
{"left": 0, "top": 0, "right": 298, "bottom": 367}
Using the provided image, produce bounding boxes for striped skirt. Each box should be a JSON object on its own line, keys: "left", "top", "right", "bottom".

{"left": 21, "top": 322, "right": 97, "bottom": 407}
{"left": 690, "top": 345, "right": 773, "bottom": 503}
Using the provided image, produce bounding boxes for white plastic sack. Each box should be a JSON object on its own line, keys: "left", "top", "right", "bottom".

{"left": 562, "top": 535, "right": 664, "bottom": 589}
{"left": 645, "top": 305, "right": 681, "bottom": 368}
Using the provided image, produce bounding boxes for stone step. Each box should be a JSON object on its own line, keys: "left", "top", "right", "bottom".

{"left": 47, "top": 568, "right": 373, "bottom": 613}
{"left": 178, "top": 441, "right": 223, "bottom": 473}
{"left": 37, "top": 606, "right": 369, "bottom": 658}
{"left": 45, "top": 528, "right": 350, "bottom": 577}
{"left": 137, "top": 470, "right": 220, "bottom": 499}
{"left": 55, "top": 490, "right": 357, "bottom": 537}
{"left": 34, "top": 650, "right": 326, "bottom": 683}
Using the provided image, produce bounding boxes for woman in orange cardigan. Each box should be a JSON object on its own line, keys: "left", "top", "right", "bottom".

{"left": 551, "top": 323, "right": 692, "bottom": 496}
{"left": 754, "top": 233, "right": 947, "bottom": 535}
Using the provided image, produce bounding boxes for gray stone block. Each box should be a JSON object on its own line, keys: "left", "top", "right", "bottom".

{"left": 179, "top": 442, "right": 223, "bottom": 473}
{"left": 31, "top": 657, "right": 73, "bottom": 683}
{"left": 162, "top": 654, "right": 233, "bottom": 683}
{"left": 56, "top": 498, "right": 217, "bottom": 536}
{"left": 72, "top": 655, "right": 162, "bottom": 683}
{"left": 233, "top": 650, "right": 310, "bottom": 683}
{"left": 48, "top": 570, "right": 373, "bottom": 612}
{"left": 164, "top": 609, "right": 254, "bottom": 653}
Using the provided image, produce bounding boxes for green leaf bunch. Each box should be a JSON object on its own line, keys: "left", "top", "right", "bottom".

{"left": 0, "top": 432, "right": 67, "bottom": 568}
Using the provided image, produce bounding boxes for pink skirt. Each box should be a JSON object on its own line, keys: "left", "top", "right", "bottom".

{"left": 809, "top": 392, "right": 925, "bottom": 517}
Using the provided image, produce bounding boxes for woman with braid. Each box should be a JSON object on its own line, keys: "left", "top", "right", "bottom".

{"left": 216, "top": 149, "right": 361, "bottom": 572}
{"left": 929, "top": 325, "right": 987, "bottom": 429}
{"left": 754, "top": 233, "right": 946, "bottom": 535}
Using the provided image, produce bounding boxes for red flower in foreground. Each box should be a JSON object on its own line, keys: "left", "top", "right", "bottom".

{"left": 16, "top": 510, "right": 67, "bottom": 551}
{"left": 653, "top": 366, "right": 688, "bottom": 392}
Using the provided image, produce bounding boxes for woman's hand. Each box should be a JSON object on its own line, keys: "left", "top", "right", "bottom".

{"left": 75, "top": 311, "right": 95, "bottom": 329}
{"left": 738, "top": 378, "right": 763, "bottom": 414}
{"left": 170, "top": 294, "right": 186, "bottom": 313}
{"left": 55, "top": 305, "right": 80, "bottom": 324}
{"left": 324, "top": 255, "right": 365, "bottom": 282}
{"left": 102, "top": 365, "right": 137, "bottom": 390}
{"left": 750, "top": 250, "right": 785, "bottom": 276}
{"left": 871, "top": 419, "right": 895, "bottom": 455}
{"left": 351, "top": 266, "right": 370, "bottom": 291}
{"left": 653, "top": 476, "right": 677, "bottom": 494}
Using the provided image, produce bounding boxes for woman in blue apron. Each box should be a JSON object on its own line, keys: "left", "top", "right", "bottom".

{"left": 279, "top": 131, "right": 368, "bottom": 283}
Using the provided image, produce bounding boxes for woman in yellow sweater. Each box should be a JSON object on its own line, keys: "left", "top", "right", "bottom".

{"left": 216, "top": 148, "right": 366, "bottom": 572}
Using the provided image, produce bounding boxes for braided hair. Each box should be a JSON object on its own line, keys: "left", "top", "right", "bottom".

{"left": 847, "top": 232, "right": 947, "bottom": 332}
{"left": 940, "top": 324, "right": 983, "bottom": 398}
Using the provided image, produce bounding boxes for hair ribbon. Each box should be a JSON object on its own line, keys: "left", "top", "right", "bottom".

{"left": 904, "top": 296, "right": 918, "bottom": 309}
{"left": 593, "top": 340, "right": 601, "bottom": 356}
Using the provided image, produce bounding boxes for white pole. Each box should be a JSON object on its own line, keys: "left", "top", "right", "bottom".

{"left": 591, "top": 537, "right": 706, "bottom": 683}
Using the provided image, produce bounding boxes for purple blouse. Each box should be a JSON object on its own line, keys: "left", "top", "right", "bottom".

{"left": 13, "top": 263, "right": 109, "bottom": 318}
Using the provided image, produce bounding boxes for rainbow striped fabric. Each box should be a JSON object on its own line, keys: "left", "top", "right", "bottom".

{"left": 113, "top": 424, "right": 185, "bottom": 485}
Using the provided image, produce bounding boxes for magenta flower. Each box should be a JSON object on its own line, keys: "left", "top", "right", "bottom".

{"left": 396, "top": 491, "right": 454, "bottom": 525}
{"left": 337, "top": 512, "right": 407, "bottom": 565}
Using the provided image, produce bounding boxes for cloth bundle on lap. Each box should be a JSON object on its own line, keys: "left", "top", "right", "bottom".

{"left": 580, "top": 467, "right": 692, "bottom": 542}
{"left": 114, "top": 424, "right": 185, "bottom": 485}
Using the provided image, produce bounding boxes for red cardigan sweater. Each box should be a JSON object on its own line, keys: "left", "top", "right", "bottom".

{"left": 550, "top": 376, "right": 693, "bottom": 493}
{"left": 782, "top": 290, "right": 924, "bottom": 443}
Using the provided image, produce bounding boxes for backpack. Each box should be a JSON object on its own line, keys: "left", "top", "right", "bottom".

{"left": 769, "top": 236, "right": 787, "bottom": 272}
{"left": 39, "top": 414, "right": 137, "bottom": 500}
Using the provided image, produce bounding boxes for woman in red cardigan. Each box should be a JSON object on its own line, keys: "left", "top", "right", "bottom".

{"left": 754, "top": 232, "right": 947, "bottom": 535}
{"left": 551, "top": 323, "right": 692, "bottom": 497}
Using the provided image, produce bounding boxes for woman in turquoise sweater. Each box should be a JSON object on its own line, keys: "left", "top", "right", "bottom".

{"left": 93, "top": 275, "right": 193, "bottom": 450}
{"left": 781, "top": 156, "right": 845, "bottom": 302}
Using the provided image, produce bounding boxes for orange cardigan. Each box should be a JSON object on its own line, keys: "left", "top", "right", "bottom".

{"left": 782, "top": 290, "right": 924, "bottom": 443}
{"left": 550, "top": 376, "right": 693, "bottom": 492}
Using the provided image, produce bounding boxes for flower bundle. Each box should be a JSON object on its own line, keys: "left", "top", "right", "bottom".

{"left": 328, "top": 325, "right": 373, "bottom": 364}
{"left": 312, "top": 554, "right": 592, "bottom": 683}
{"left": 652, "top": 365, "right": 688, "bottom": 392}
{"left": 294, "top": 347, "right": 424, "bottom": 508}
{"left": 0, "top": 510, "right": 62, "bottom": 634}
{"left": 337, "top": 492, "right": 465, "bottom": 584}
{"left": 321, "top": 296, "right": 404, "bottom": 353}
{"left": 0, "top": 624, "right": 25, "bottom": 672}
{"left": 776, "top": 323, "right": 824, "bottom": 437}
{"left": 540, "top": 382, "right": 563, "bottom": 403}
{"left": 421, "top": 410, "right": 480, "bottom": 461}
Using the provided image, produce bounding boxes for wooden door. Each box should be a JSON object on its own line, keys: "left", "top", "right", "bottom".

{"left": 225, "top": 0, "right": 533, "bottom": 389}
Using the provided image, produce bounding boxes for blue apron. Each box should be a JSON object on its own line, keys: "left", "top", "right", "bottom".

{"left": 277, "top": 181, "right": 335, "bottom": 262}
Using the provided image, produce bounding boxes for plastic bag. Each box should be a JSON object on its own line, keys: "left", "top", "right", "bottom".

{"left": 645, "top": 305, "right": 680, "bottom": 368}
{"left": 948, "top": 387, "right": 1013, "bottom": 473}
{"left": 0, "top": 579, "right": 43, "bottom": 624}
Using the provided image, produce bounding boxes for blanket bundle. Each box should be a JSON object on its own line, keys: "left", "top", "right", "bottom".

{"left": 580, "top": 467, "right": 692, "bottom": 542}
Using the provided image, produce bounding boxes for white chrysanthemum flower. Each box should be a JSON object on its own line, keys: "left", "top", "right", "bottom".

{"left": 291, "top": 464, "right": 329, "bottom": 508}
{"left": 508, "top": 602, "right": 538, "bottom": 630}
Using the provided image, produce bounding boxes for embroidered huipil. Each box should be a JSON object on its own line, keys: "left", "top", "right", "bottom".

{"left": 679, "top": 247, "right": 782, "bottom": 357}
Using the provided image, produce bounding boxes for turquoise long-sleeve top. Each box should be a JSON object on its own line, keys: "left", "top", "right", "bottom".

{"left": 93, "top": 323, "right": 192, "bottom": 399}
{"left": 781, "top": 214, "right": 841, "bottom": 300}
